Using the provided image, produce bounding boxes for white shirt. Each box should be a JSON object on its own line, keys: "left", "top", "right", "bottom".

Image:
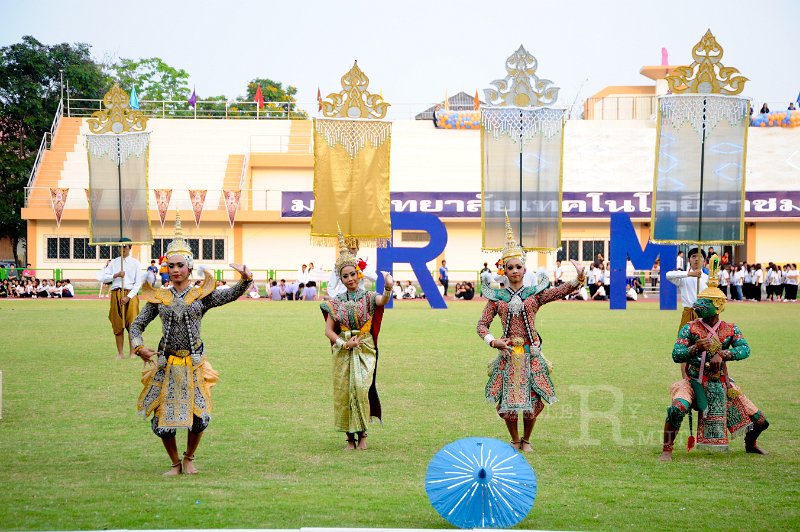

{"left": 100, "top": 255, "right": 144, "bottom": 299}
{"left": 786, "top": 268, "right": 799, "bottom": 286}
{"left": 676, "top": 255, "right": 685, "bottom": 270}
{"left": 666, "top": 268, "right": 708, "bottom": 308}
{"left": 626, "top": 287, "right": 638, "bottom": 301}
{"left": 718, "top": 269, "right": 730, "bottom": 287}
{"left": 404, "top": 284, "right": 417, "bottom": 298}
{"left": 553, "top": 266, "right": 563, "bottom": 283}
{"left": 733, "top": 269, "right": 744, "bottom": 286}
{"left": 392, "top": 284, "right": 403, "bottom": 299}
{"left": 327, "top": 264, "right": 378, "bottom": 298}
{"left": 755, "top": 269, "right": 764, "bottom": 284}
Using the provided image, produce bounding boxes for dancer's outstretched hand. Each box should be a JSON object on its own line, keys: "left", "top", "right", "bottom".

{"left": 229, "top": 263, "right": 252, "bottom": 280}
{"left": 382, "top": 271, "right": 394, "bottom": 291}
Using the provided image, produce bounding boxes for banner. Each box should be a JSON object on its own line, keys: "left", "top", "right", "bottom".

{"left": 481, "top": 107, "right": 565, "bottom": 251}
{"left": 311, "top": 118, "right": 391, "bottom": 246}
{"left": 86, "top": 131, "right": 152, "bottom": 245}
{"left": 652, "top": 95, "right": 748, "bottom": 243}
{"left": 188, "top": 189, "right": 207, "bottom": 227}
{"left": 282, "top": 190, "right": 800, "bottom": 219}
{"left": 224, "top": 189, "right": 241, "bottom": 228}
{"left": 49, "top": 188, "right": 68, "bottom": 228}
{"left": 153, "top": 189, "right": 172, "bottom": 228}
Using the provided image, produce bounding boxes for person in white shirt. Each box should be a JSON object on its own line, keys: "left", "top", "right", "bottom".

{"left": 553, "top": 260, "right": 564, "bottom": 286}
{"left": 754, "top": 264, "right": 764, "bottom": 301}
{"left": 732, "top": 264, "right": 744, "bottom": 301}
{"left": 785, "top": 263, "right": 798, "bottom": 301}
{"left": 61, "top": 280, "right": 74, "bottom": 298}
{"left": 625, "top": 284, "right": 638, "bottom": 301}
{"left": 717, "top": 265, "right": 730, "bottom": 299}
{"left": 327, "top": 238, "right": 377, "bottom": 298}
{"left": 676, "top": 251, "right": 685, "bottom": 271}
{"left": 98, "top": 240, "right": 144, "bottom": 359}
{"left": 591, "top": 283, "right": 607, "bottom": 300}
{"left": 403, "top": 281, "right": 417, "bottom": 299}
{"left": 666, "top": 248, "right": 708, "bottom": 331}
{"left": 587, "top": 264, "right": 598, "bottom": 298}
{"left": 392, "top": 283, "right": 403, "bottom": 299}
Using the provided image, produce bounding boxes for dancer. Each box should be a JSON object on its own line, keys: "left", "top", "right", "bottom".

{"left": 660, "top": 257, "right": 769, "bottom": 461}
{"left": 320, "top": 230, "right": 393, "bottom": 450}
{"left": 131, "top": 216, "right": 252, "bottom": 475}
{"left": 477, "top": 217, "right": 585, "bottom": 451}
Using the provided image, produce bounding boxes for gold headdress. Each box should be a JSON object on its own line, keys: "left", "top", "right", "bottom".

{"left": 335, "top": 225, "right": 359, "bottom": 276}
{"left": 501, "top": 211, "right": 526, "bottom": 264}
{"left": 165, "top": 213, "right": 193, "bottom": 267}
{"left": 697, "top": 254, "right": 726, "bottom": 312}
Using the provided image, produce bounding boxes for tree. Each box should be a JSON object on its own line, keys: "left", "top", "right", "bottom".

{"left": 110, "top": 57, "right": 190, "bottom": 115}
{"left": 242, "top": 78, "right": 307, "bottom": 119}
{"left": 0, "top": 36, "right": 108, "bottom": 265}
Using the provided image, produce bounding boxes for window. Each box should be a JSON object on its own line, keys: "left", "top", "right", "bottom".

{"left": 152, "top": 237, "right": 224, "bottom": 261}
{"left": 47, "top": 238, "right": 58, "bottom": 259}
{"left": 72, "top": 238, "right": 96, "bottom": 259}
{"left": 401, "top": 231, "right": 430, "bottom": 243}
{"left": 58, "top": 238, "right": 70, "bottom": 259}
{"left": 582, "top": 240, "right": 605, "bottom": 262}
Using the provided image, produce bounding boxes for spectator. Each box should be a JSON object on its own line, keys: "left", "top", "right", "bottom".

{"left": 553, "top": 260, "right": 564, "bottom": 286}
{"left": 403, "top": 281, "right": 417, "bottom": 299}
{"left": 731, "top": 263, "right": 744, "bottom": 301}
{"left": 603, "top": 262, "right": 611, "bottom": 296}
{"left": 625, "top": 283, "right": 638, "bottom": 301}
{"left": 296, "top": 282, "right": 305, "bottom": 301}
{"left": 302, "top": 281, "right": 317, "bottom": 301}
{"left": 587, "top": 264, "right": 598, "bottom": 298}
{"left": 789, "top": 102, "right": 796, "bottom": 111}
{"left": 651, "top": 258, "right": 660, "bottom": 289}
{"left": 718, "top": 264, "right": 730, "bottom": 298}
{"left": 438, "top": 260, "right": 449, "bottom": 296}
{"left": 480, "top": 262, "right": 492, "bottom": 277}
{"left": 248, "top": 281, "right": 261, "bottom": 299}
{"left": 279, "top": 279, "right": 287, "bottom": 300}
{"left": 297, "top": 264, "right": 310, "bottom": 285}
{"left": 720, "top": 251, "right": 730, "bottom": 266}
{"left": 759, "top": 103, "right": 770, "bottom": 113}
{"left": 592, "top": 282, "right": 607, "bottom": 300}
{"left": 462, "top": 281, "right": 475, "bottom": 300}
{"left": 269, "top": 280, "right": 282, "bottom": 301}
{"left": 785, "top": 263, "right": 798, "bottom": 302}
{"left": 215, "top": 280, "right": 231, "bottom": 290}
{"left": 62, "top": 279, "right": 74, "bottom": 298}
{"left": 22, "top": 263, "right": 36, "bottom": 280}
{"left": 0, "top": 280, "right": 8, "bottom": 298}
{"left": 754, "top": 263, "right": 764, "bottom": 301}
{"left": 676, "top": 251, "right": 685, "bottom": 271}
{"left": 147, "top": 260, "right": 159, "bottom": 284}
{"left": 392, "top": 283, "right": 404, "bottom": 299}
{"left": 286, "top": 281, "right": 299, "bottom": 300}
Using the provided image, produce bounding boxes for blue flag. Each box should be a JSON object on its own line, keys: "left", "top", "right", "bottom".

{"left": 130, "top": 87, "right": 139, "bottom": 110}
{"left": 796, "top": 91, "right": 800, "bottom": 105}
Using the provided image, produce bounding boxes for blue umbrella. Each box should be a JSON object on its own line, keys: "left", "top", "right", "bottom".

{"left": 425, "top": 437, "right": 537, "bottom": 529}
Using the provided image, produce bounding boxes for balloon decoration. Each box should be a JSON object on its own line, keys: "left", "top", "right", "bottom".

{"left": 435, "top": 109, "right": 482, "bottom": 129}
{"left": 750, "top": 110, "right": 800, "bottom": 128}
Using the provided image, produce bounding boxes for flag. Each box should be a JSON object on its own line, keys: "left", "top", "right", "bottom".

{"left": 317, "top": 87, "right": 322, "bottom": 112}
{"left": 443, "top": 90, "right": 450, "bottom": 111}
{"left": 188, "top": 88, "right": 197, "bottom": 108}
{"left": 796, "top": 91, "right": 800, "bottom": 105}
{"left": 49, "top": 188, "right": 68, "bottom": 228}
{"left": 130, "top": 87, "right": 139, "bottom": 110}
{"left": 254, "top": 84, "right": 265, "bottom": 109}
{"left": 224, "top": 190, "right": 241, "bottom": 228}
{"left": 661, "top": 47, "right": 669, "bottom": 66}
{"left": 153, "top": 189, "right": 172, "bottom": 228}
{"left": 474, "top": 90, "right": 480, "bottom": 111}
{"left": 188, "top": 189, "right": 207, "bottom": 227}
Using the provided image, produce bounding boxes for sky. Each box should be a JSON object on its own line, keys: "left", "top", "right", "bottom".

{"left": 2, "top": 0, "right": 799, "bottom": 119}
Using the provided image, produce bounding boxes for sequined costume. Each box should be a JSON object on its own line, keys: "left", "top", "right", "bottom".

{"left": 131, "top": 271, "right": 251, "bottom": 437}
{"left": 477, "top": 274, "right": 580, "bottom": 420}
{"left": 320, "top": 288, "right": 384, "bottom": 433}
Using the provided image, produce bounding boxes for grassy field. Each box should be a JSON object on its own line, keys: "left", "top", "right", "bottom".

{"left": 0, "top": 298, "right": 798, "bottom": 530}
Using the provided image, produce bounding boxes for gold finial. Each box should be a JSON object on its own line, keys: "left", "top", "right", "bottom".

{"left": 665, "top": 30, "right": 748, "bottom": 95}
{"left": 697, "top": 254, "right": 726, "bottom": 312}
{"left": 87, "top": 83, "right": 148, "bottom": 134}
{"left": 165, "top": 212, "right": 193, "bottom": 259}
{"left": 501, "top": 210, "right": 526, "bottom": 263}
{"left": 484, "top": 45, "right": 559, "bottom": 107}
{"left": 320, "top": 61, "right": 390, "bottom": 119}
{"left": 334, "top": 223, "right": 358, "bottom": 276}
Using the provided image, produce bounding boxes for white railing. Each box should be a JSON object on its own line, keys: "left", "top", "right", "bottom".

{"left": 26, "top": 99, "right": 64, "bottom": 188}
{"left": 67, "top": 98, "right": 308, "bottom": 120}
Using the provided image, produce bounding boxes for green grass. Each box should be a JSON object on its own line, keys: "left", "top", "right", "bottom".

{"left": 0, "top": 299, "right": 798, "bottom": 530}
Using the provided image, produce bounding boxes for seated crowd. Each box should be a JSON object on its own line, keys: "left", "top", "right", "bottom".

{"left": 0, "top": 278, "right": 74, "bottom": 298}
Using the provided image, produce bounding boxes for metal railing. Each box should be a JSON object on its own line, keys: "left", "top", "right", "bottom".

{"left": 26, "top": 99, "right": 63, "bottom": 188}
{"left": 67, "top": 98, "right": 308, "bottom": 120}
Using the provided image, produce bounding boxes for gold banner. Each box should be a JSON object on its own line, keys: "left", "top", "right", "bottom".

{"left": 188, "top": 189, "right": 207, "bottom": 227}
{"left": 311, "top": 119, "right": 391, "bottom": 246}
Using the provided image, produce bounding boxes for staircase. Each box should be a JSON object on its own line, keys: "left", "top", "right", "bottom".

{"left": 27, "top": 117, "right": 82, "bottom": 207}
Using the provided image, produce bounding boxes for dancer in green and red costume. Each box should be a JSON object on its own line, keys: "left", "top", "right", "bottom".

{"left": 660, "top": 256, "right": 769, "bottom": 461}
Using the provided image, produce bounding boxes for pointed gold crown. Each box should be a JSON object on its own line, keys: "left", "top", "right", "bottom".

{"left": 501, "top": 211, "right": 525, "bottom": 263}
{"left": 665, "top": 30, "right": 748, "bottom": 95}
{"left": 87, "top": 83, "right": 149, "bottom": 134}
{"left": 165, "top": 213, "right": 193, "bottom": 259}
{"left": 334, "top": 224, "right": 359, "bottom": 276}
{"left": 320, "top": 61, "right": 390, "bottom": 119}
{"left": 698, "top": 254, "right": 726, "bottom": 311}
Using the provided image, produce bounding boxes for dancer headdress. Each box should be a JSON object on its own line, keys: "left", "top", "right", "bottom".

{"left": 335, "top": 225, "right": 358, "bottom": 277}
{"left": 165, "top": 213, "right": 194, "bottom": 268}
{"left": 501, "top": 211, "right": 526, "bottom": 264}
{"left": 696, "top": 254, "right": 726, "bottom": 313}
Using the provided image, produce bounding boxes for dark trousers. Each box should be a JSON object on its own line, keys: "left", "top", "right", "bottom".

{"left": 441, "top": 279, "right": 449, "bottom": 295}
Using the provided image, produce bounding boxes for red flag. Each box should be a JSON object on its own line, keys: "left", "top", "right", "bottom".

{"left": 254, "top": 84, "right": 265, "bottom": 109}
{"left": 317, "top": 87, "right": 322, "bottom": 112}
{"left": 474, "top": 90, "right": 480, "bottom": 111}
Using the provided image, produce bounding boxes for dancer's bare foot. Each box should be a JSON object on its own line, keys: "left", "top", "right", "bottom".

{"left": 510, "top": 440, "right": 521, "bottom": 450}
{"left": 183, "top": 454, "right": 198, "bottom": 474}
{"left": 520, "top": 438, "right": 532, "bottom": 452}
{"left": 345, "top": 437, "right": 356, "bottom": 451}
{"left": 357, "top": 434, "right": 367, "bottom": 450}
{"left": 163, "top": 462, "right": 182, "bottom": 476}
{"left": 116, "top": 353, "right": 124, "bottom": 360}
{"left": 659, "top": 451, "right": 673, "bottom": 462}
